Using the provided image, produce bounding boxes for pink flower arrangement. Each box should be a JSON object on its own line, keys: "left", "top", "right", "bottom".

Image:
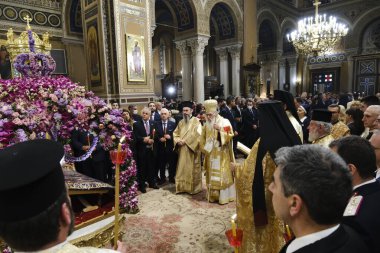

{"left": 0, "top": 76, "right": 138, "bottom": 212}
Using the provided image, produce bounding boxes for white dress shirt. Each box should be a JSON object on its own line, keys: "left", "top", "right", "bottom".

{"left": 353, "top": 178, "right": 377, "bottom": 190}
{"left": 286, "top": 225, "right": 339, "bottom": 253}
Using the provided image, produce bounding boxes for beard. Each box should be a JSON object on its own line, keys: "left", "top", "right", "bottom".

{"left": 308, "top": 129, "right": 319, "bottom": 142}
{"left": 205, "top": 118, "right": 213, "bottom": 130}
{"left": 205, "top": 114, "right": 215, "bottom": 130}
{"left": 183, "top": 114, "right": 190, "bottom": 123}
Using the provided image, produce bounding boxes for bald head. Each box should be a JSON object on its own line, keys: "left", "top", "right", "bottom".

{"left": 363, "top": 105, "right": 380, "bottom": 130}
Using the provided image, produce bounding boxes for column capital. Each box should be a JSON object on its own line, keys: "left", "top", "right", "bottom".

{"left": 175, "top": 40, "right": 191, "bottom": 56}
{"left": 188, "top": 36, "right": 209, "bottom": 56}
{"left": 228, "top": 44, "right": 242, "bottom": 58}
{"left": 214, "top": 47, "right": 228, "bottom": 61}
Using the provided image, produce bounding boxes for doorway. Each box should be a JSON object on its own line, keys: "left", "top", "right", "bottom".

{"left": 310, "top": 68, "right": 340, "bottom": 94}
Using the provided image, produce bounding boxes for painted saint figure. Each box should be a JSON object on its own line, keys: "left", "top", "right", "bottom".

{"left": 132, "top": 41, "right": 142, "bottom": 75}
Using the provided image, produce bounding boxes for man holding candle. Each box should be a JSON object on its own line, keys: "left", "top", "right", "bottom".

{"left": 200, "top": 99, "right": 235, "bottom": 204}
{"left": 133, "top": 107, "right": 159, "bottom": 193}
{"left": 270, "top": 145, "right": 369, "bottom": 253}
{"left": 154, "top": 108, "right": 177, "bottom": 185}
{"left": 173, "top": 101, "right": 202, "bottom": 194}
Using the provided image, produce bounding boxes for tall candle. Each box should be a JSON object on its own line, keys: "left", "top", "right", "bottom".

{"left": 113, "top": 135, "right": 125, "bottom": 249}
{"left": 231, "top": 214, "right": 237, "bottom": 237}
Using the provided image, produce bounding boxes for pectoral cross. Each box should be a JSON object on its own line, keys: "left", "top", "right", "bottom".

{"left": 24, "top": 15, "right": 32, "bottom": 30}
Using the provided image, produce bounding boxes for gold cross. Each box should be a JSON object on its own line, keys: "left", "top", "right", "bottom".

{"left": 23, "top": 15, "right": 32, "bottom": 30}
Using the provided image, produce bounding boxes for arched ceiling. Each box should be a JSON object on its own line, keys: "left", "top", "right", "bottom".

{"left": 155, "top": 0, "right": 174, "bottom": 25}
{"left": 259, "top": 20, "right": 277, "bottom": 51}
{"left": 210, "top": 3, "right": 235, "bottom": 40}
{"left": 155, "top": 0, "right": 195, "bottom": 32}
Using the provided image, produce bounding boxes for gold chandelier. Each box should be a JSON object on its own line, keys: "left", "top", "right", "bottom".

{"left": 287, "top": 0, "right": 348, "bottom": 56}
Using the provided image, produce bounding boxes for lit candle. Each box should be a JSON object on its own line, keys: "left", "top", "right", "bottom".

{"left": 231, "top": 214, "right": 237, "bottom": 237}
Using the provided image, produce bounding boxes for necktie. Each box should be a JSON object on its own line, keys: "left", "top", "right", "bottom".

{"left": 163, "top": 122, "right": 166, "bottom": 134}
{"left": 145, "top": 121, "right": 150, "bottom": 135}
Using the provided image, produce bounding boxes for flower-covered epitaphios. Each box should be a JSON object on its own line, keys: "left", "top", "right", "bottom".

{"left": 0, "top": 76, "right": 138, "bottom": 212}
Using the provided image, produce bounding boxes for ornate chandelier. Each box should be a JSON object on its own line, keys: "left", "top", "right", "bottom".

{"left": 287, "top": 0, "right": 348, "bottom": 56}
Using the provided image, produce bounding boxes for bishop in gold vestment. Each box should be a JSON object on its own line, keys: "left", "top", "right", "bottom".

{"left": 234, "top": 101, "right": 301, "bottom": 253}
{"left": 173, "top": 101, "right": 202, "bottom": 194}
{"left": 200, "top": 99, "right": 235, "bottom": 204}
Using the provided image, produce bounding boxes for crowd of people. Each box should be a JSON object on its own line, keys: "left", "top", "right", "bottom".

{"left": 1, "top": 90, "right": 380, "bottom": 252}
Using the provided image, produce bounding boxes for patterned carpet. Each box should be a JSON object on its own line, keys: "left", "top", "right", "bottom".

{"left": 121, "top": 181, "right": 236, "bottom": 253}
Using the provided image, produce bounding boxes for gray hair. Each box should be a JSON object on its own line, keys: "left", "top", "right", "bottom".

{"left": 274, "top": 145, "right": 352, "bottom": 225}
{"left": 141, "top": 107, "right": 151, "bottom": 115}
{"left": 315, "top": 120, "right": 332, "bottom": 133}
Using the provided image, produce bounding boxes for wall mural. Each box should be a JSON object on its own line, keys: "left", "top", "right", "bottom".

{"left": 86, "top": 19, "right": 101, "bottom": 87}
{"left": 126, "top": 34, "right": 145, "bottom": 82}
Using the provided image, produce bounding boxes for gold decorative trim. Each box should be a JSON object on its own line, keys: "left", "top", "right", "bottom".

{"left": 75, "top": 211, "right": 115, "bottom": 230}
{"left": 70, "top": 216, "right": 125, "bottom": 248}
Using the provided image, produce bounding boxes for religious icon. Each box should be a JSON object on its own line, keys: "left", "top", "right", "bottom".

{"left": 86, "top": 20, "right": 101, "bottom": 87}
{"left": 126, "top": 34, "right": 145, "bottom": 82}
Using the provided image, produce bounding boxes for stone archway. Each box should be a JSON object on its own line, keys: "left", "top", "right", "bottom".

{"left": 206, "top": 1, "right": 243, "bottom": 97}
{"left": 201, "top": 0, "right": 243, "bottom": 42}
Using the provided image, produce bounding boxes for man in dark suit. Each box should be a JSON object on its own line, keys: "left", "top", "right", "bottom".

{"left": 133, "top": 107, "right": 159, "bottom": 193}
{"left": 233, "top": 96, "right": 243, "bottom": 134}
{"left": 270, "top": 145, "right": 369, "bottom": 253}
{"left": 220, "top": 95, "right": 238, "bottom": 153}
{"left": 148, "top": 102, "right": 161, "bottom": 121}
{"left": 71, "top": 128, "right": 107, "bottom": 182}
{"left": 330, "top": 136, "right": 380, "bottom": 253}
{"left": 154, "top": 108, "right": 177, "bottom": 185}
{"left": 241, "top": 98, "right": 258, "bottom": 148}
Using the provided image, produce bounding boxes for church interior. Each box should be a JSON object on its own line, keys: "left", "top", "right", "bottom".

{"left": 1, "top": 0, "right": 379, "bottom": 103}
{"left": 1, "top": 0, "right": 380, "bottom": 252}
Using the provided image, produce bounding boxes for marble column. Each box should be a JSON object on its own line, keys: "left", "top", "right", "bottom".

{"left": 175, "top": 40, "right": 192, "bottom": 101}
{"left": 189, "top": 36, "right": 209, "bottom": 103}
{"left": 228, "top": 44, "right": 242, "bottom": 96}
{"left": 215, "top": 47, "right": 229, "bottom": 97}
